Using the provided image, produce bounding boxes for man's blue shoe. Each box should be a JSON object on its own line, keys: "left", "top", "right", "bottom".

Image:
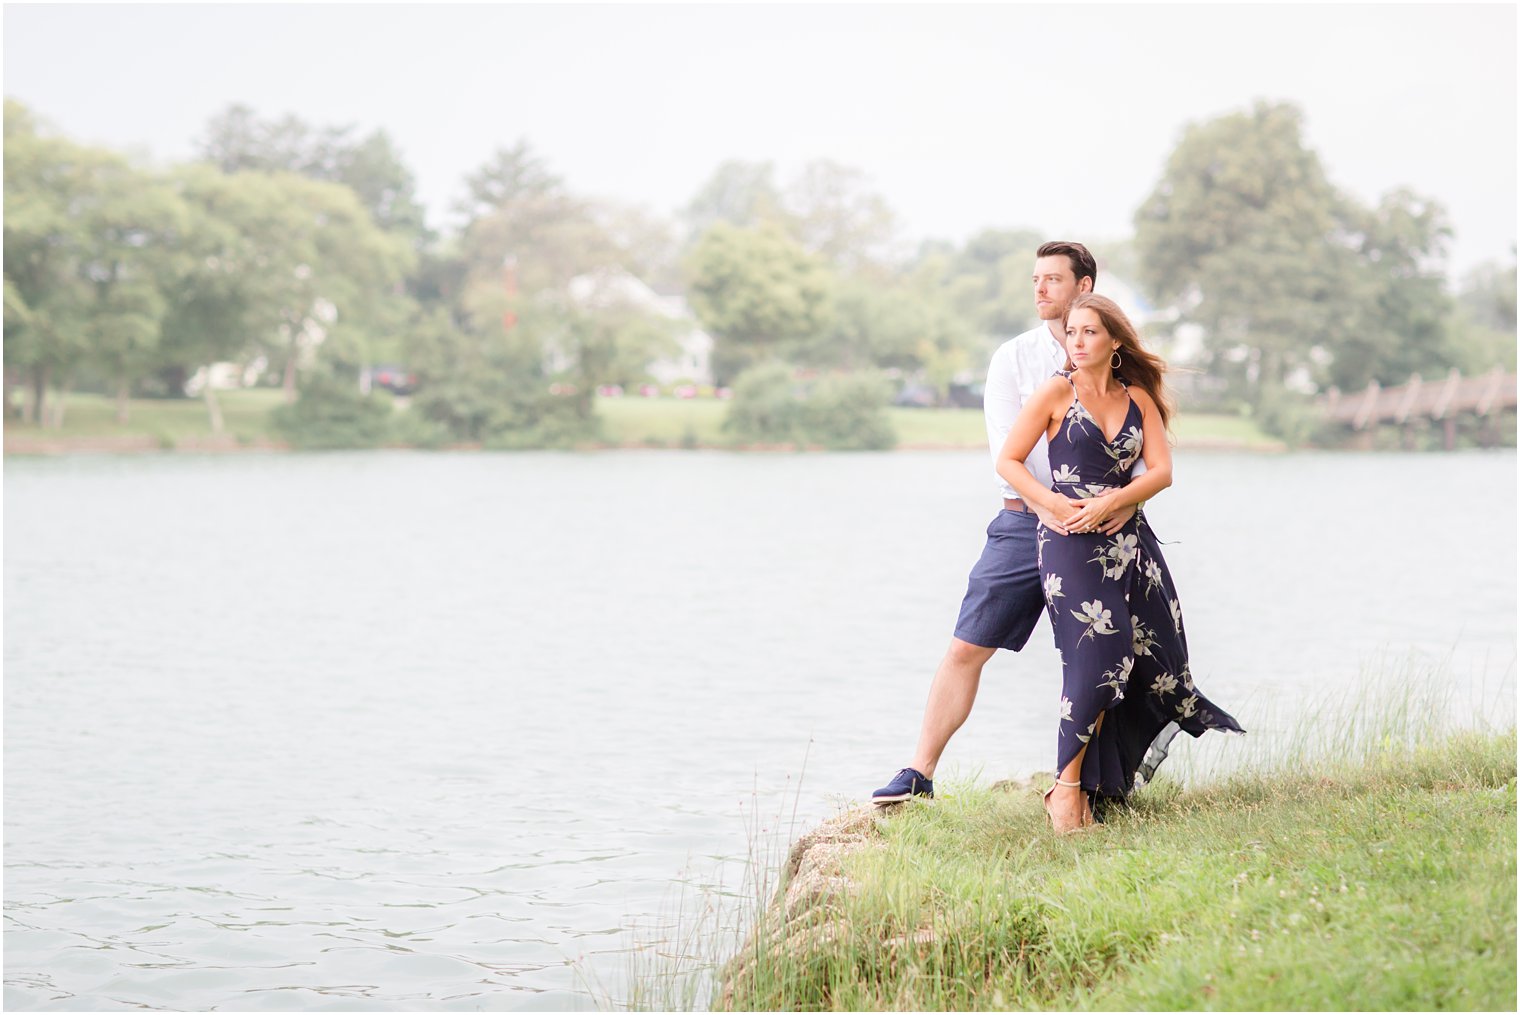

{"left": 872, "top": 767, "right": 933, "bottom": 805}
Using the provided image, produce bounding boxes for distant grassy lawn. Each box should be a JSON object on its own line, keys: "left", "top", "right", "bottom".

{"left": 597, "top": 397, "right": 1282, "bottom": 450}
{"left": 1171, "top": 411, "right": 1285, "bottom": 449}
{"left": 888, "top": 407, "right": 986, "bottom": 446}
{"left": 595, "top": 396, "right": 728, "bottom": 445}
{"left": 6, "top": 391, "right": 1283, "bottom": 452}
{"left": 6, "top": 389, "right": 285, "bottom": 442}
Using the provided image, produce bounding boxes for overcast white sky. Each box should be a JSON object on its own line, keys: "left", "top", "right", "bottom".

{"left": 5, "top": 3, "right": 1516, "bottom": 278}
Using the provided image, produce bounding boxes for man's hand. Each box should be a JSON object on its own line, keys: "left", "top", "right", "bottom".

{"left": 1098, "top": 502, "right": 1137, "bottom": 535}
{"left": 1032, "top": 496, "right": 1078, "bottom": 535}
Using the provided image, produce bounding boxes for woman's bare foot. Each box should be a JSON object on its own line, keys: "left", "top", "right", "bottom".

{"left": 1043, "top": 781, "right": 1094, "bottom": 834}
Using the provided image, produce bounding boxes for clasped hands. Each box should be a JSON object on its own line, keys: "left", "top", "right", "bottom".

{"left": 1034, "top": 492, "right": 1135, "bottom": 536}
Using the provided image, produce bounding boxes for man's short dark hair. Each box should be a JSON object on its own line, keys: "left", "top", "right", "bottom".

{"left": 1036, "top": 241, "right": 1097, "bottom": 288}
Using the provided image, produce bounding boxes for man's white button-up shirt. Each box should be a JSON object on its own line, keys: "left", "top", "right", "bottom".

{"left": 983, "top": 323, "right": 1066, "bottom": 499}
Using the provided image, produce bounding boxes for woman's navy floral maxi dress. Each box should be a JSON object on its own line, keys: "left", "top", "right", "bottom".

{"left": 1038, "top": 372, "right": 1243, "bottom": 801}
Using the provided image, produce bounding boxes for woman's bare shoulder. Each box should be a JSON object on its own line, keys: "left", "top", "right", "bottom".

{"left": 1034, "top": 374, "right": 1072, "bottom": 399}
{"left": 1128, "top": 385, "right": 1159, "bottom": 411}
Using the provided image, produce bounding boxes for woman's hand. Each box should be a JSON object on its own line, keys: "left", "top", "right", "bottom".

{"left": 1064, "top": 492, "right": 1121, "bottom": 534}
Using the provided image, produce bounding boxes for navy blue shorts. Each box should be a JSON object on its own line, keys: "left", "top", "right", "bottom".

{"left": 953, "top": 508, "right": 1044, "bottom": 652}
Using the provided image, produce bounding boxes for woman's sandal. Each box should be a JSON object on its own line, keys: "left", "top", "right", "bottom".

{"left": 1043, "top": 777, "right": 1094, "bottom": 833}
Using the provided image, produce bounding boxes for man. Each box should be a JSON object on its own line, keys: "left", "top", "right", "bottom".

{"left": 871, "top": 241, "right": 1140, "bottom": 804}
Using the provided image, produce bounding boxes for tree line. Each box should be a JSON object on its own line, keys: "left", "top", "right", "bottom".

{"left": 4, "top": 97, "right": 1513, "bottom": 448}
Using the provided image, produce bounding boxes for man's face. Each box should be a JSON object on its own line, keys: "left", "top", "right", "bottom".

{"left": 1031, "top": 255, "right": 1092, "bottom": 322}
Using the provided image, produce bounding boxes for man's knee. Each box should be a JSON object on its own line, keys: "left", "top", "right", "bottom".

{"left": 945, "top": 637, "right": 997, "bottom": 670}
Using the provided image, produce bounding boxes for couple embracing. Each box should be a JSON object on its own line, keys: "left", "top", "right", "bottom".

{"left": 871, "top": 242, "right": 1243, "bottom": 832}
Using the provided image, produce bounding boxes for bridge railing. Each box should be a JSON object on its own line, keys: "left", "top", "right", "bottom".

{"left": 1320, "top": 366, "right": 1517, "bottom": 430}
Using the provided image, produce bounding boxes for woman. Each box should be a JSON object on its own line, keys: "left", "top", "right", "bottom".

{"left": 997, "top": 293, "right": 1242, "bottom": 833}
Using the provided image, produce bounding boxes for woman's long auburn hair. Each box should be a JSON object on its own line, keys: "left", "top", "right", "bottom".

{"left": 1062, "top": 292, "right": 1173, "bottom": 432}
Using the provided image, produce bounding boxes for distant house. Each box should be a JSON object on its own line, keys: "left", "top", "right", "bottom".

{"left": 565, "top": 269, "right": 714, "bottom": 385}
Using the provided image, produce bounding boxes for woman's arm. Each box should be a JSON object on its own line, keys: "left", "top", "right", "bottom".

{"left": 1062, "top": 388, "right": 1173, "bottom": 530}
{"left": 996, "top": 377, "right": 1080, "bottom": 529}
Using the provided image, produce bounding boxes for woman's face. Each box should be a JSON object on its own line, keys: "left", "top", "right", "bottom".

{"left": 1065, "top": 307, "right": 1117, "bottom": 368}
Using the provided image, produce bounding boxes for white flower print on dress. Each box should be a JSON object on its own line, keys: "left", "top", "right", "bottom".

{"left": 1044, "top": 574, "right": 1065, "bottom": 602}
{"left": 1177, "top": 694, "right": 1199, "bottom": 718}
{"left": 1114, "top": 424, "right": 1144, "bottom": 469}
{"left": 1076, "top": 719, "right": 1097, "bottom": 745}
{"left": 1143, "top": 558, "right": 1166, "bottom": 600}
{"left": 1058, "top": 695, "right": 1073, "bottom": 722}
{"left": 1169, "top": 598, "right": 1182, "bottom": 634}
{"left": 1098, "top": 656, "right": 1134, "bottom": 700}
{"left": 1071, "top": 599, "right": 1118, "bottom": 642}
{"left": 1052, "top": 463, "right": 1081, "bottom": 485}
{"left": 1181, "top": 664, "right": 1195, "bottom": 692}
{"left": 1064, "top": 400, "right": 1099, "bottom": 446}
{"left": 1151, "top": 671, "right": 1179, "bottom": 696}
{"left": 1132, "top": 618, "right": 1156, "bottom": 657}
{"left": 1090, "top": 532, "right": 1139, "bottom": 580}
{"left": 1099, "top": 423, "right": 1145, "bottom": 476}
{"left": 1066, "top": 399, "right": 1097, "bottom": 428}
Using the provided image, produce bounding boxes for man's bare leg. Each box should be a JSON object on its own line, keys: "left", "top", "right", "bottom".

{"left": 908, "top": 637, "right": 998, "bottom": 779}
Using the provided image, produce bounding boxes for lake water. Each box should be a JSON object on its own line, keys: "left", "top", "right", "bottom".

{"left": 5, "top": 449, "right": 1515, "bottom": 1010}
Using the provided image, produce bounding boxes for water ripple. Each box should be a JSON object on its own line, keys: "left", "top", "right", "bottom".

{"left": 5, "top": 450, "right": 1514, "bottom": 1009}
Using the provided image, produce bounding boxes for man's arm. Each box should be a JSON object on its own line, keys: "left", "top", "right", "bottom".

{"left": 981, "top": 344, "right": 1019, "bottom": 464}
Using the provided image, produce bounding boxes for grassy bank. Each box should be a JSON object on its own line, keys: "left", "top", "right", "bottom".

{"left": 710, "top": 727, "right": 1515, "bottom": 1012}
{"left": 3, "top": 389, "right": 288, "bottom": 449}
{"left": 4, "top": 391, "right": 1284, "bottom": 453}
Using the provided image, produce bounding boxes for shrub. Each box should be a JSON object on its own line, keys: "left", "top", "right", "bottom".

{"left": 723, "top": 364, "right": 896, "bottom": 450}
{"left": 483, "top": 395, "right": 600, "bottom": 449}
{"left": 803, "top": 372, "right": 896, "bottom": 450}
{"left": 270, "top": 373, "right": 393, "bottom": 449}
{"left": 387, "top": 405, "right": 453, "bottom": 449}
{"left": 722, "top": 362, "right": 810, "bottom": 446}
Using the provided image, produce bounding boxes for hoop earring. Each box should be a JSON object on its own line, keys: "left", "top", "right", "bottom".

{"left": 1110, "top": 349, "right": 1123, "bottom": 370}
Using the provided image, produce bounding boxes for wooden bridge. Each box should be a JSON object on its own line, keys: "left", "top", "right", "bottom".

{"left": 1319, "top": 366, "right": 1517, "bottom": 449}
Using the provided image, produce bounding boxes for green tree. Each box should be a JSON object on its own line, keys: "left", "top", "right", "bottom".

{"left": 1451, "top": 253, "right": 1518, "bottom": 373}
{"left": 158, "top": 166, "right": 287, "bottom": 429}
{"left": 784, "top": 160, "right": 899, "bottom": 274}
{"left": 190, "top": 170, "right": 411, "bottom": 402}
{"left": 1329, "top": 189, "right": 1456, "bottom": 389}
{"left": 684, "top": 222, "right": 835, "bottom": 383}
{"left": 3, "top": 102, "right": 189, "bottom": 426}
{"left": 949, "top": 229, "right": 1044, "bottom": 338}
{"left": 417, "top": 143, "right": 677, "bottom": 444}
{"left": 197, "top": 105, "right": 428, "bottom": 243}
{"left": 1134, "top": 101, "right": 1350, "bottom": 405}
{"left": 1135, "top": 100, "right": 1462, "bottom": 406}
{"left": 1458, "top": 255, "right": 1517, "bottom": 334}
{"left": 810, "top": 272, "right": 976, "bottom": 390}
{"left": 75, "top": 157, "right": 188, "bottom": 422}
{"left": 4, "top": 100, "right": 93, "bottom": 424}
{"left": 683, "top": 160, "right": 787, "bottom": 239}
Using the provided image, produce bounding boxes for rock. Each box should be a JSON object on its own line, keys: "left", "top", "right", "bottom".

{"left": 718, "top": 805, "right": 887, "bottom": 1006}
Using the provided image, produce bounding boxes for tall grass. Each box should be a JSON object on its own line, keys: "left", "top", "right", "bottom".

{"left": 1164, "top": 648, "right": 1503, "bottom": 786}
{"left": 594, "top": 749, "right": 818, "bottom": 1011}
{"left": 621, "top": 659, "right": 1516, "bottom": 1011}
